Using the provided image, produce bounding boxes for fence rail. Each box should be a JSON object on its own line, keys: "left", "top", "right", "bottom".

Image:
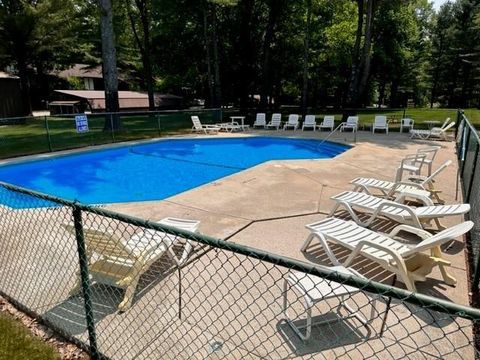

{"left": 0, "top": 180, "right": 479, "bottom": 359}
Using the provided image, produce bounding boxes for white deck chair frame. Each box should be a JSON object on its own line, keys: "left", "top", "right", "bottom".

{"left": 302, "top": 115, "right": 317, "bottom": 131}
{"left": 301, "top": 217, "right": 474, "bottom": 292}
{"left": 329, "top": 190, "right": 470, "bottom": 230}
{"left": 253, "top": 113, "right": 267, "bottom": 128}
{"left": 64, "top": 217, "right": 200, "bottom": 311}
{"left": 400, "top": 118, "right": 414, "bottom": 133}
{"left": 284, "top": 114, "right": 300, "bottom": 130}
{"left": 395, "top": 153, "right": 427, "bottom": 182}
{"left": 410, "top": 120, "right": 454, "bottom": 140}
{"left": 265, "top": 113, "right": 282, "bottom": 130}
{"left": 351, "top": 160, "right": 452, "bottom": 203}
{"left": 318, "top": 116, "right": 335, "bottom": 131}
{"left": 341, "top": 116, "right": 358, "bottom": 132}
{"left": 372, "top": 115, "right": 388, "bottom": 134}
{"left": 283, "top": 264, "right": 384, "bottom": 341}
{"left": 191, "top": 116, "right": 220, "bottom": 134}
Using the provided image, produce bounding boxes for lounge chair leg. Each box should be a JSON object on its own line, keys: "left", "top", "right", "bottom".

{"left": 69, "top": 276, "right": 82, "bottom": 296}
{"left": 432, "top": 247, "right": 456, "bottom": 286}
{"left": 118, "top": 275, "right": 141, "bottom": 312}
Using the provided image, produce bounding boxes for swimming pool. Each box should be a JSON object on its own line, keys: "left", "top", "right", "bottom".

{"left": 0, "top": 137, "right": 350, "bottom": 208}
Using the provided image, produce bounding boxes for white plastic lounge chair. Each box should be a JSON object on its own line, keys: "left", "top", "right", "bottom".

{"left": 400, "top": 118, "right": 414, "bottom": 133}
{"left": 191, "top": 116, "right": 221, "bottom": 134}
{"left": 302, "top": 115, "right": 317, "bottom": 131}
{"left": 302, "top": 217, "right": 474, "bottom": 292}
{"left": 283, "top": 114, "right": 300, "bottom": 130}
{"left": 341, "top": 116, "right": 358, "bottom": 132}
{"left": 253, "top": 113, "right": 266, "bottom": 128}
{"left": 410, "top": 120, "right": 454, "bottom": 140}
{"left": 318, "top": 116, "right": 335, "bottom": 131}
{"left": 329, "top": 190, "right": 470, "bottom": 229}
{"left": 64, "top": 217, "right": 200, "bottom": 311}
{"left": 372, "top": 115, "right": 388, "bottom": 134}
{"left": 217, "top": 121, "right": 242, "bottom": 132}
{"left": 265, "top": 113, "right": 282, "bottom": 130}
{"left": 283, "top": 264, "right": 380, "bottom": 340}
{"left": 351, "top": 160, "right": 452, "bottom": 203}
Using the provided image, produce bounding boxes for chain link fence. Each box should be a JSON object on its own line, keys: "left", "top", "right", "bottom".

{"left": 0, "top": 181, "right": 479, "bottom": 359}
{"left": 456, "top": 110, "right": 480, "bottom": 294}
{"left": 0, "top": 109, "right": 224, "bottom": 160}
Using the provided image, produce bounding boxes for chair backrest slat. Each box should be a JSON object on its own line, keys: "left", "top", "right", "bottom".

{"left": 288, "top": 114, "right": 299, "bottom": 124}
{"left": 304, "top": 115, "right": 316, "bottom": 125}
{"left": 255, "top": 113, "right": 266, "bottom": 125}
{"left": 191, "top": 116, "right": 202, "bottom": 130}
{"left": 374, "top": 115, "right": 387, "bottom": 126}
{"left": 323, "top": 115, "right": 334, "bottom": 126}
{"left": 346, "top": 116, "right": 358, "bottom": 125}
{"left": 271, "top": 113, "right": 282, "bottom": 124}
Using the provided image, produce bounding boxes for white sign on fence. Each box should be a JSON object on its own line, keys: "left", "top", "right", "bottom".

{"left": 75, "top": 114, "right": 89, "bottom": 133}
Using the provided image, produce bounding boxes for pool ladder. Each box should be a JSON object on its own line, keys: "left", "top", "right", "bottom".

{"left": 320, "top": 122, "right": 355, "bottom": 144}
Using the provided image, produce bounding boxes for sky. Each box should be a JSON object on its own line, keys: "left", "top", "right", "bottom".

{"left": 432, "top": 0, "right": 450, "bottom": 10}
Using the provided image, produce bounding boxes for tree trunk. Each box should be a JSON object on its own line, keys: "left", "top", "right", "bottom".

{"left": 237, "top": 0, "right": 255, "bottom": 109}
{"left": 357, "top": 0, "right": 374, "bottom": 106}
{"left": 99, "top": 0, "right": 121, "bottom": 129}
{"left": 211, "top": 6, "right": 222, "bottom": 108}
{"left": 260, "top": 0, "right": 282, "bottom": 110}
{"left": 203, "top": 5, "right": 215, "bottom": 107}
{"left": 138, "top": 0, "right": 155, "bottom": 110}
{"left": 345, "top": 0, "right": 364, "bottom": 107}
{"left": 301, "top": 0, "right": 312, "bottom": 115}
{"left": 17, "top": 59, "right": 32, "bottom": 116}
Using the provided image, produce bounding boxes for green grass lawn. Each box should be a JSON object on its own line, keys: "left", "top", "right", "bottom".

{"left": 0, "top": 313, "right": 59, "bottom": 360}
{"left": 0, "top": 108, "right": 478, "bottom": 160}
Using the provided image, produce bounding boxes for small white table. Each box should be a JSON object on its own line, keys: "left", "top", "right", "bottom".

{"left": 230, "top": 116, "right": 250, "bottom": 131}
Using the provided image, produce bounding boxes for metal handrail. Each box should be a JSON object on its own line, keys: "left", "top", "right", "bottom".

{"left": 320, "top": 122, "right": 348, "bottom": 144}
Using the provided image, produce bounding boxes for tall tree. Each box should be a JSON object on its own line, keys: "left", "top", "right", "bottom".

{"left": 301, "top": 0, "right": 312, "bottom": 115}
{"left": 125, "top": 0, "right": 155, "bottom": 110}
{"left": 0, "top": 0, "right": 76, "bottom": 115}
{"left": 99, "top": 0, "right": 120, "bottom": 128}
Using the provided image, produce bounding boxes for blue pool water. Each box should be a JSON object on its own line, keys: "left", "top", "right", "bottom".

{"left": 0, "top": 137, "right": 350, "bottom": 208}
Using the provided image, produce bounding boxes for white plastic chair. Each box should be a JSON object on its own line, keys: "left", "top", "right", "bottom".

{"left": 329, "top": 190, "right": 470, "bottom": 230}
{"left": 350, "top": 160, "right": 452, "bottom": 203}
{"left": 265, "top": 113, "right": 282, "bottom": 130}
{"left": 372, "top": 115, "right": 388, "bottom": 134}
{"left": 341, "top": 116, "right": 358, "bottom": 132}
{"left": 318, "top": 116, "right": 335, "bottom": 131}
{"left": 283, "top": 265, "right": 380, "bottom": 340}
{"left": 400, "top": 118, "right": 414, "bottom": 133}
{"left": 302, "top": 217, "right": 474, "bottom": 292}
{"left": 64, "top": 217, "right": 200, "bottom": 311}
{"left": 191, "top": 116, "right": 220, "bottom": 134}
{"left": 283, "top": 114, "right": 300, "bottom": 130}
{"left": 253, "top": 113, "right": 266, "bottom": 128}
{"left": 302, "top": 115, "right": 317, "bottom": 131}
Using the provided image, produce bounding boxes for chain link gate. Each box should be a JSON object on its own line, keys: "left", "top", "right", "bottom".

{"left": 0, "top": 181, "right": 479, "bottom": 359}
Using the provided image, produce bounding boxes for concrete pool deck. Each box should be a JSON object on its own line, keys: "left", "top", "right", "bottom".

{"left": 0, "top": 128, "right": 475, "bottom": 359}
{"left": 108, "top": 129, "right": 468, "bottom": 305}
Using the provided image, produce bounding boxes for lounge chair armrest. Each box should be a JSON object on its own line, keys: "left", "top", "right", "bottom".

{"left": 344, "top": 239, "right": 405, "bottom": 269}
{"left": 373, "top": 201, "right": 423, "bottom": 229}
{"left": 308, "top": 231, "right": 343, "bottom": 266}
{"left": 388, "top": 224, "right": 432, "bottom": 240}
{"left": 394, "top": 191, "right": 434, "bottom": 206}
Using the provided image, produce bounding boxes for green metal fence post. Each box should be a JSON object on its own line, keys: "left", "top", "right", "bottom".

{"left": 44, "top": 116, "right": 52, "bottom": 152}
{"left": 157, "top": 114, "right": 161, "bottom": 137}
{"left": 110, "top": 114, "right": 115, "bottom": 143}
{"left": 72, "top": 207, "right": 100, "bottom": 360}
